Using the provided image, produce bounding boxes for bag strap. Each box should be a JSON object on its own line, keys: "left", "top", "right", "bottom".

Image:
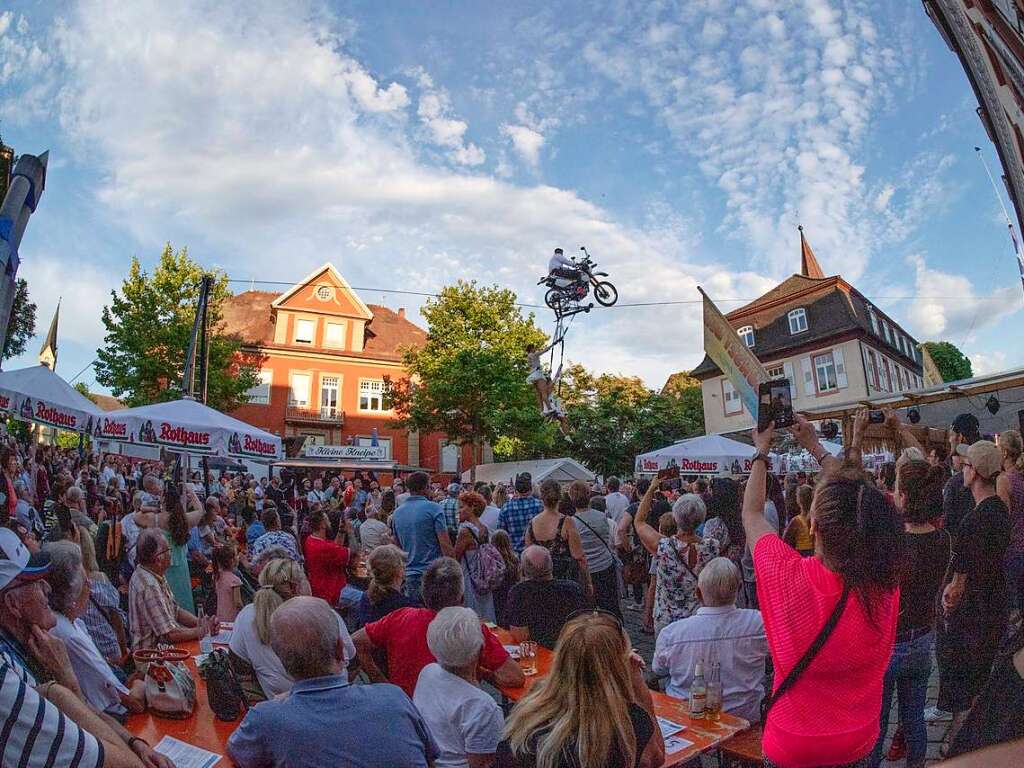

{"left": 670, "top": 539, "right": 700, "bottom": 581}
{"left": 762, "top": 584, "right": 851, "bottom": 719}
{"left": 574, "top": 514, "right": 615, "bottom": 559}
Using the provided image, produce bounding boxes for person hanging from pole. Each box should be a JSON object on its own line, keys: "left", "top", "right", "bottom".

{"left": 525, "top": 336, "right": 561, "bottom": 416}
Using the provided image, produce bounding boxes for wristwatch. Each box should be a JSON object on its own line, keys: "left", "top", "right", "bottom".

{"left": 751, "top": 452, "right": 771, "bottom": 467}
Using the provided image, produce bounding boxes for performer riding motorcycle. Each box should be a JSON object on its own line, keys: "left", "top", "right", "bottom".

{"left": 547, "top": 247, "right": 580, "bottom": 283}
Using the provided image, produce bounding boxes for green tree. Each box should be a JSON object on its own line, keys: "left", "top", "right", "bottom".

{"left": 387, "top": 281, "right": 552, "bottom": 473}
{"left": 553, "top": 367, "right": 704, "bottom": 477}
{"left": 922, "top": 340, "right": 973, "bottom": 382}
{"left": 94, "top": 244, "right": 262, "bottom": 410}
{"left": 3, "top": 278, "right": 36, "bottom": 359}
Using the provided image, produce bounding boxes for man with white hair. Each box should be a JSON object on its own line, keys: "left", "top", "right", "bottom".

{"left": 228, "top": 596, "right": 439, "bottom": 768}
{"left": 13, "top": 479, "right": 44, "bottom": 538}
{"left": 652, "top": 557, "right": 768, "bottom": 723}
{"left": 413, "top": 607, "right": 504, "bottom": 768}
{"left": 506, "top": 545, "right": 588, "bottom": 649}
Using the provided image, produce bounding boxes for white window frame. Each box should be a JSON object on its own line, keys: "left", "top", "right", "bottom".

{"left": 440, "top": 441, "right": 460, "bottom": 473}
{"left": 358, "top": 378, "right": 390, "bottom": 413}
{"left": 722, "top": 379, "right": 743, "bottom": 415}
{"left": 868, "top": 309, "right": 879, "bottom": 335}
{"left": 882, "top": 321, "right": 892, "bottom": 345}
{"left": 320, "top": 375, "right": 340, "bottom": 417}
{"left": 765, "top": 364, "right": 785, "bottom": 380}
{"left": 294, "top": 318, "right": 315, "bottom": 344}
{"left": 246, "top": 369, "right": 272, "bottom": 405}
{"left": 737, "top": 326, "right": 755, "bottom": 348}
{"left": 813, "top": 352, "right": 838, "bottom": 392}
{"left": 288, "top": 372, "right": 311, "bottom": 407}
{"left": 788, "top": 308, "right": 808, "bottom": 334}
{"left": 324, "top": 321, "right": 347, "bottom": 349}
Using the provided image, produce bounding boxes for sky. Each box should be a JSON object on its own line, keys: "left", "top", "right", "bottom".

{"left": 1, "top": 0, "right": 1022, "bottom": 394}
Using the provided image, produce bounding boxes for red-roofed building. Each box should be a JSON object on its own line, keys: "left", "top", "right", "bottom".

{"left": 221, "top": 264, "right": 467, "bottom": 473}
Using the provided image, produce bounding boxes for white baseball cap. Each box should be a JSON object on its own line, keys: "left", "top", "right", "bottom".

{"left": 0, "top": 527, "right": 50, "bottom": 591}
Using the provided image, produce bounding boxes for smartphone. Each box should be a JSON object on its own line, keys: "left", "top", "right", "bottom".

{"left": 758, "top": 379, "right": 795, "bottom": 431}
{"left": 868, "top": 410, "right": 885, "bottom": 424}
{"left": 658, "top": 466, "right": 680, "bottom": 480}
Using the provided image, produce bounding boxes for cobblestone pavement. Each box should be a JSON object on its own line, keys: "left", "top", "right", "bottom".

{"left": 619, "top": 598, "right": 950, "bottom": 766}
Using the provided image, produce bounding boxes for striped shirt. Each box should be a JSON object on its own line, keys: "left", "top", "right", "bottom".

{"left": 1, "top": 651, "right": 104, "bottom": 768}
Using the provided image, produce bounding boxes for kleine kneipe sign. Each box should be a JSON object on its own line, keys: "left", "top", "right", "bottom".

{"left": 304, "top": 444, "right": 388, "bottom": 461}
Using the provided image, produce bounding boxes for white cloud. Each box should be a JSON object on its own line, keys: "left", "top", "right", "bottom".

{"left": 3, "top": 0, "right": 768, "bottom": 386}
{"left": 905, "top": 254, "right": 1022, "bottom": 340}
{"left": 412, "top": 69, "right": 484, "bottom": 166}
{"left": 501, "top": 124, "right": 545, "bottom": 167}
{"left": 579, "top": 1, "right": 925, "bottom": 280}
{"left": 969, "top": 351, "right": 1008, "bottom": 376}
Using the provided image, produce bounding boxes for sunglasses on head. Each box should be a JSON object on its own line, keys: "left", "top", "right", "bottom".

{"left": 566, "top": 607, "right": 623, "bottom": 630}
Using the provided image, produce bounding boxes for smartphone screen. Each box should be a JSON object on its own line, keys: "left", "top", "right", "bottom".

{"left": 758, "top": 379, "right": 794, "bottom": 430}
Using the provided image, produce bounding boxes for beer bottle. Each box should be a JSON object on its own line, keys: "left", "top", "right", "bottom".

{"left": 689, "top": 658, "right": 706, "bottom": 718}
{"left": 705, "top": 661, "right": 722, "bottom": 722}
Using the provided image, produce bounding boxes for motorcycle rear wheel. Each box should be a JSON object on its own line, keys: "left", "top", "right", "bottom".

{"left": 594, "top": 281, "right": 618, "bottom": 306}
{"left": 544, "top": 288, "right": 561, "bottom": 310}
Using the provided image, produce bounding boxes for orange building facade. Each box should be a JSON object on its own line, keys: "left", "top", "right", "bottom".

{"left": 221, "top": 264, "right": 472, "bottom": 475}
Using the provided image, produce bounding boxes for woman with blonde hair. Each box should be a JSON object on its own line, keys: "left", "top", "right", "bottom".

{"left": 497, "top": 612, "right": 665, "bottom": 768}
{"left": 997, "top": 430, "right": 1024, "bottom": 618}
{"left": 78, "top": 530, "right": 129, "bottom": 667}
{"left": 354, "top": 544, "right": 414, "bottom": 629}
{"left": 228, "top": 557, "right": 356, "bottom": 699}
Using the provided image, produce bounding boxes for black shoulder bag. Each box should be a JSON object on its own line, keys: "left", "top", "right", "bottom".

{"left": 761, "top": 584, "right": 851, "bottom": 721}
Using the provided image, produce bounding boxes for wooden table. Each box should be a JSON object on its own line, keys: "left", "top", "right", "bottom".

{"left": 125, "top": 640, "right": 237, "bottom": 766}
{"left": 493, "top": 629, "right": 749, "bottom": 767}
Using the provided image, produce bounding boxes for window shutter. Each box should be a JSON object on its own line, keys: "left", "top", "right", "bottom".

{"left": 861, "top": 346, "right": 871, "bottom": 390}
{"left": 783, "top": 362, "right": 795, "bottom": 390}
{"left": 801, "top": 357, "right": 815, "bottom": 395}
{"left": 834, "top": 348, "right": 847, "bottom": 388}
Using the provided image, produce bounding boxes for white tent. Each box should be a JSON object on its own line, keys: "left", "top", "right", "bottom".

{"left": 461, "top": 458, "right": 595, "bottom": 486}
{"left": 104, "top": 397, "right": 282, "bottom": 462}
{"left": 0, "top": 364, "right": 103, "bottom": 433}
{"left": 634, "top": 434, "right": 759, "bottom": 476}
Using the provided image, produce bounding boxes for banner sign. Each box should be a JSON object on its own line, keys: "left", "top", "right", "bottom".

{"left": 137, "top": 420, "right": 214, "bottom": 454}
{"left": 635, "top": 455, "right": 762, "bottom": 476}
{"left": 700, "top": 288, "right": 767, "bottom": 420}
{"left": 304, "top": 444, "right": 388, "bottom": 461}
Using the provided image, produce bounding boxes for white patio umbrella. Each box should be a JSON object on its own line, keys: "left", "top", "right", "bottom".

{"left": 106, "top": 397, "right": 281, "bottom": 462}
{"left": 0, "top": 364, "right": 104, "bottom": 433}
{"left": 634, "top": 433, "right": 759, "bottom": 476}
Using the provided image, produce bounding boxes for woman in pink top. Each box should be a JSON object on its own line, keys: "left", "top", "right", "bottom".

{"left": 744, "top": 416, "right": 901, "bottom": 768}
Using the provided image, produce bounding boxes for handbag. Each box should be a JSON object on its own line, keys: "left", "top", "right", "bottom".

{"left": 761, "top": 584, "right": 851, "bottom": 721}
{"left": 198, "top": 649, "right": 248, "bottom": 721}
{"left": 133, "top": 647, "right": 197, "bottom": 719}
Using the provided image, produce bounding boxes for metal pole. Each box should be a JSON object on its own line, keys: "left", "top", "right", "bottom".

{"left": 0, "top": 151, "right": 48, "bottom": 365}
{"left": 198, "top": 275, "right": 211, "bottom": 404}
{"left": 181, "top": 275, "right": 211, "bottom": 398}
{"left": 975, "top": 147, "right": 1024, "bottom": 299}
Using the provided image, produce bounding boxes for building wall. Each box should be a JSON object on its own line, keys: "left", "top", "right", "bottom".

{"left": 701, "top": 338, "right": 872, "bottom": 433}
{"left": 231, "top": 349, "right": 473, "bottom": 475}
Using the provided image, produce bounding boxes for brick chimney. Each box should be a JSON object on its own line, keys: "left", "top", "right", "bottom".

{"left": 398, "top": 307, "right": 406, "bottom": 319}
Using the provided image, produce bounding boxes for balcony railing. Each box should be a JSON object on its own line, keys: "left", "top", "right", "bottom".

{"left": 286, "top": 404, "right": 345, "bottom": 425}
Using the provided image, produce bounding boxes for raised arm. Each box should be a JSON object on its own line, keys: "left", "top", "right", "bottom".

{"left": 633, "top": 479, "right": 664, "bottom": 555}
{"left": 742, "top": 424, "right": 779, "bottom": 550}
{"left": 884, "top": 409, "right": 924, "bottom": 456}
{"left": 791, "top": 414, "right": 841, "bottom": 476}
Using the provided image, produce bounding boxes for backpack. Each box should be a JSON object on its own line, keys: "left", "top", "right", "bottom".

{"left": 465, "top": 527, "right": 507, "bottom": 595}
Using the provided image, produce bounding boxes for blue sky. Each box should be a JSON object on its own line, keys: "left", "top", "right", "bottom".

{"left": 1, "top": 0, "right": 1021, "bottom": 392}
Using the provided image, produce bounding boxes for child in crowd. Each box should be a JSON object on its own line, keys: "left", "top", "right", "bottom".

{"left": 214, "top": 543, "right": 243, "bottom": 623}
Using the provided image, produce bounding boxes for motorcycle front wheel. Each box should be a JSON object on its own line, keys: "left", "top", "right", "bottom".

{"left": 594, "top": 281, "right": 618, "bottom": 306}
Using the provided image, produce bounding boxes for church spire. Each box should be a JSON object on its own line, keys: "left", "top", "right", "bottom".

{"left": 39, "top": 298, "right": 59, "bottom": 370}
{"left": 798, "top": 225, "right": 825, "bottom": 279}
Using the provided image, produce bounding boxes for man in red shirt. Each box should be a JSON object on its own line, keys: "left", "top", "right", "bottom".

{"left": 353, "top": 557, "right": 524, "bottom": 697}
{"left": 303, "top": 509, "right": 353, "bottom": 607}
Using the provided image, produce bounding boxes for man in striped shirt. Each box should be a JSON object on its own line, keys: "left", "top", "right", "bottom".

{"left": 497, "top": 473, "right": 542, "bottom": 554}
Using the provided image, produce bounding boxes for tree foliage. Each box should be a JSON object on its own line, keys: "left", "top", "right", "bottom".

{"left": 552, "top": 366, "right": 705, "bottom": 477}
{"left": 94, "top": 244, "right": 262, "bottom": 411}
{"left": 922, "top": 340, "right": 973, "bottom": 383}
{"left": 388, "top": 281, "right": 553, "bottom": 466}
{"left": 3, "top": 278, "right": 36, "bottom": 360}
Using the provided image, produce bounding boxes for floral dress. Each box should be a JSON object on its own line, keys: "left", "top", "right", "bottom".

{"left": 653, "top": 535, "right": 720, "bottom": 634}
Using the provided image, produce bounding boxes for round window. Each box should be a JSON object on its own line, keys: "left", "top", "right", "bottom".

{"left": 316, "top": 285, "right": 335, "bottom": 301}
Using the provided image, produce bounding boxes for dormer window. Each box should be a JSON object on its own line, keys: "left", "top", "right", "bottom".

{"left": 868, "top": 309, "right": 879, "bottom": 335}
{"left": 882, "top": 322, "right": 892, "bottom": 345}
{"left": 737, "top": 326, "right": 755, "bottom": 348}
{"left": 788, "top": 308, "right": 808, "bottom": 334}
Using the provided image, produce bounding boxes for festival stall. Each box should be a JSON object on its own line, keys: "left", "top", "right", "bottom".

{"left": 0, "top": 363, "right": 105, "bottom": 433}
{"left": 102, "top": 397, "right": 281, "bottom": 463}
{"left": 635, "top": 433, "right": 766, "bottom": 477}
{"left": 462, "top": 458, "right": 595, "bottom": 486}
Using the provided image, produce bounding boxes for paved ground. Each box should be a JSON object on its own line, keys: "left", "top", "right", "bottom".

{"left": 619, "top": 599, "right": 951, "bottom": 766}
